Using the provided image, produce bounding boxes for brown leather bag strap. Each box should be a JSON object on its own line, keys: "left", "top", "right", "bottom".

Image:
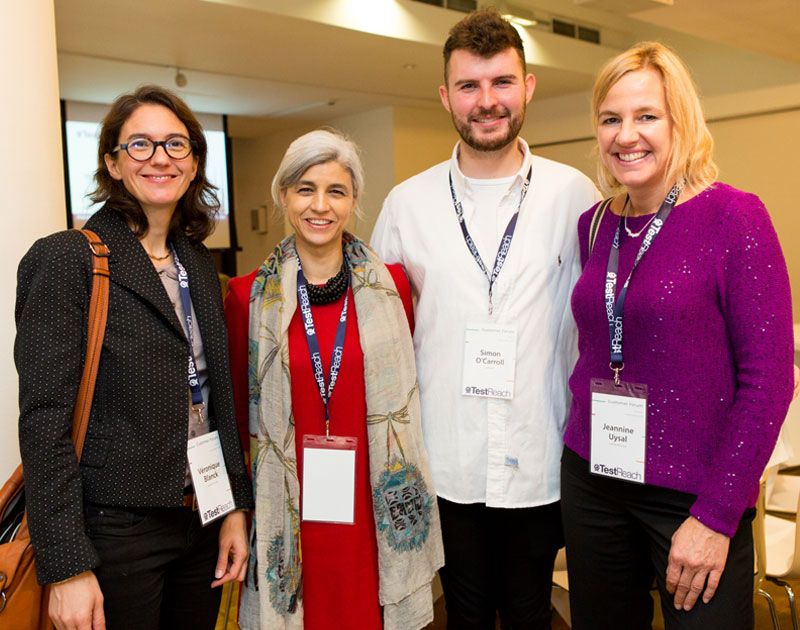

{"left": 588, "top": 197, "right": 613, "bottom": 258}
{"left": 71, "top": 229, "right": 110, "bottom": 461}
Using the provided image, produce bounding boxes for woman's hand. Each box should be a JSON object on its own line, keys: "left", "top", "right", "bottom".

{"left": 665, "top": 516, "right": 730, "bottom": 611}
{"left": 49, "top": 570, "right": 105, "bottom": 630}
{"left": 211, "top": 510, "right": 249, "bottom": 588}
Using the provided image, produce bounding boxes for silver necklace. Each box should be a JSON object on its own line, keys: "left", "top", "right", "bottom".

{"left": 622, "top": 196, "right": 657, "bottom": 238}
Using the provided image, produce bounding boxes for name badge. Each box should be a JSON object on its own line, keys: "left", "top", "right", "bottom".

{"left": 462, "top": 322, "right": 517, "bottom": 400}
{"left": 590, "top": 379, "right": 647, "bottom": 484}
{"left": 187, "top": 430, "right": 236, "bottom": 525}
{"left": 302, "top": 435, "right": 357, "bottom": 524}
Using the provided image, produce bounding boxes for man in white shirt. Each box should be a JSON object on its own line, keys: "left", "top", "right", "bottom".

{"left": 371, "top": 8, "right": 599, "bottom": 629}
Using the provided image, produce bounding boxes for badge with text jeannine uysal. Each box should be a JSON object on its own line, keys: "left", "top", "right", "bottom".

{"left": 590, "top": 379, "right": 647, "bottom": 484}
{"left": 461, "top": 322, "right": 517, "bottom": 400}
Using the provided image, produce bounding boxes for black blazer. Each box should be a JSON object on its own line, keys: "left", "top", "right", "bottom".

{"left": 15, "top": 206, "right": 253, "bottom": 584}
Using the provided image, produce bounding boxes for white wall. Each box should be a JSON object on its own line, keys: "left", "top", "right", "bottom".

{"left": 712, "top": 109, "right": 800, "bottom": 321}
{"left": 231, "top": 128, "right": 314, "bottom": 276}
{"left": 230, "top": 108, "right": 395, "bottom": 272}
{"left": 393, "top": 105, "right": 456, "bottom": 184}
{"left": 330, "top": 107, "right": 395, "bottom": 240}
{"left": 0, "top": 0, "right": 66, "bottom": 478}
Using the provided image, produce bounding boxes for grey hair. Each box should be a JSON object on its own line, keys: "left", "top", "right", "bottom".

{"left": 271, "top": 128, "right": 365, "bottom": 218}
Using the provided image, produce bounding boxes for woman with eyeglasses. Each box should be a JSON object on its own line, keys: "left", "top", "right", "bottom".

{"left": 16, "top": 85, "right": 252, "bottom": 630}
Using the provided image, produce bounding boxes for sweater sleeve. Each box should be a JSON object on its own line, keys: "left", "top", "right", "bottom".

{"left": 689, "top": 193, "right": 794, "bottom": 537}
{"left": 224, "top": 272, "right": 256, "bottom": 472}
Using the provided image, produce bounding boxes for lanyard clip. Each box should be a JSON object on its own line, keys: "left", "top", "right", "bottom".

{"left": 609, "top": 362, "right": 624, "bottom": 387}
{"left": 191, "top": 402, "right": 205, "bottom": 422}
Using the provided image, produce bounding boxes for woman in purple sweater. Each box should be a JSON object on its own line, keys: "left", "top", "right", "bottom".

{"left": 561, "top": 42, "right": 794, "bottom": 629}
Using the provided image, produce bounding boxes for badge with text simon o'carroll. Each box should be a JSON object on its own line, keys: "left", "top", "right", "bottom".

{"left": 590, "top": 379, "right": 648, "bottom": 484}
{"left": 187, "top": 431, "right": 236, "bottom": 525}
{"left": 462, "top": 323, "right": 517, "bottom": 400}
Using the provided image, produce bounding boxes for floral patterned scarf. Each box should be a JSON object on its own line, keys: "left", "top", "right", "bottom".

{"left": 238, "top": 233, "right": 443, "bottom": 630}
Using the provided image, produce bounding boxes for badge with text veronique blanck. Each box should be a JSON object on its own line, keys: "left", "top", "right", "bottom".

{"left": 187, "top": 430, "right": 236, "bottom": 525}
{"left": 590, "top": 378, "right": 648, "bottom": 484}
{"left": 461, "top": 322, "right": 517, "bottom": 400}
{"left": 302, "top": 435, "right": 357, "bottom": 524}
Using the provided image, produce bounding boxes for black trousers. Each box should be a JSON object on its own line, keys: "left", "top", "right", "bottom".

{"left": 85, "top": 503, "right": 223, "bottom": 630}
{"left": 560, "top": 447, "right": 755, "bottom": 630}
{"left": 437, "top": 497, "right": 564, "bottom": 630}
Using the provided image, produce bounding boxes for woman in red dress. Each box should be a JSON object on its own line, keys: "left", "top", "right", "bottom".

{"left": 225, "top": 129, "right": 443, "bottom": 629}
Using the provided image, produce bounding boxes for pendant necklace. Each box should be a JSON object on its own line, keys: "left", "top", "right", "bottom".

{"left": 622, "top": 195, "right": 658, "bottom": 238}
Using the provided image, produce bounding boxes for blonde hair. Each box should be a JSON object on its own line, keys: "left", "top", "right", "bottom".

{"left": 591, "top": 41, "right": 718, "bottom": 196}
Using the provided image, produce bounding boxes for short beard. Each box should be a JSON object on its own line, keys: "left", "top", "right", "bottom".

{"left": 452, "top": 105, "right": 525, "bottom": 152}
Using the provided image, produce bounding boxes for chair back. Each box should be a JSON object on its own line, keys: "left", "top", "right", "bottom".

{"left": 789, "top": 480, "right": 800, "bottom": 577}
{"left": 753, "top": 477, "right": 769, "bottom": 589}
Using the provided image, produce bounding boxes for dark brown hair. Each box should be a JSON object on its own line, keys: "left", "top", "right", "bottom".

{"left": 443, "top": 8, "right": 526, "bottom": 84}
{"left": 90, "top": 84, "right": 219, "bottom": 242}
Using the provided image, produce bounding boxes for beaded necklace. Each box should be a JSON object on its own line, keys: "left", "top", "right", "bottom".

{"left": 306, "top": 259, "right": 349, "bottom": 305}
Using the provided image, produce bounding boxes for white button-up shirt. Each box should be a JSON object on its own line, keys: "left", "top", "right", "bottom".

{"left": 371, "top": 140, "right": 600, "bottom": 507}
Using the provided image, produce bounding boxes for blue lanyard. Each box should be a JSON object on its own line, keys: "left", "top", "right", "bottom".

{"left": 171, "top": 247, "right": 204, "bottom": 417}
{"left": 449, "top": 165, "right": 533, "bottom": 315}
{"left": 296, "top": 257, "right": 349, "bottom": 437}
{"left": 605, "top": 184, "right": 681, "bottom": 384}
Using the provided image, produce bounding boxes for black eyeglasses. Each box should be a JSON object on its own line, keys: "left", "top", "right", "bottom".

{"left": 111, "top": 136, "right": 195, "bottom": 162}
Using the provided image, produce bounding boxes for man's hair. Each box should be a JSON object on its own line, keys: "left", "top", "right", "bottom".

{"left": 443, "top": 8, "right": 526, "bottom": 84}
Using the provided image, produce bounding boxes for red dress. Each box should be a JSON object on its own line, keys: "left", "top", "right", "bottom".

{"left": 225, "top": 264, "right": 414, "bottom": 630}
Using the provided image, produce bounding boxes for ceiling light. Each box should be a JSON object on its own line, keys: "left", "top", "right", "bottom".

{"left": 498, "top": 2, "right": 539, "bottom": 28}
{"left": 502, "top": 13, "right": 538, "bottom": 27}
{"left": 174, "top": 68, "right": 187, "bottom": 88}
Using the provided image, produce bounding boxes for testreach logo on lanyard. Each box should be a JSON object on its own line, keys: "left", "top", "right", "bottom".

{"left": 295, "top": 255, "right": 360, "bottom": 525}
{"left": 172, "top": 246, "right": 236, "bottom": 525}
{"left": 589, "top": 183, "right": 683, "bottom": 486}
{"left": 171, "top": 246, "right": 204, "bottom": 420}
{"left": 296, "top": 256, "right": 349, "bottom": 438}
{"left": 604, "top": 182, "right": 682, "bottom": 385}
{"left": 449, "top": 165, "right": 532, "bottom": 316}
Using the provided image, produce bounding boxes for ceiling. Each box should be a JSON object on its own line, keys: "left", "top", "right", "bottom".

{"left": 53, "top": 0, "right": 800, "bottom": 137}
{"left": 629, "top": 0, "right": 800, "bottom": 66}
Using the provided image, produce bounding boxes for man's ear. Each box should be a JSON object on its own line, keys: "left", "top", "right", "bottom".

{"left": 438, "top": 84, "right": 452, "bottom": 113}
{"left": 525, "top": 73, "right": 536, "bottom": 104}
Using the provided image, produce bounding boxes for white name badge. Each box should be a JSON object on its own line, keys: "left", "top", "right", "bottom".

{"left": 187, "top": 430, "right": 236, "bottom": 525}
{"left": 302, "top": 435, "right": 357, "bottom": 524}
{"left": 462, "top": 322, "right": 517, "bottom": 400}
{"left": 590, "top": 379, "right": 648, "bottom": 484}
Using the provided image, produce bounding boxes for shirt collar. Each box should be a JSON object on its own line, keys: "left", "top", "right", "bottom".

{"left": 449, "top": 137, "right": 532, "bottom": 202}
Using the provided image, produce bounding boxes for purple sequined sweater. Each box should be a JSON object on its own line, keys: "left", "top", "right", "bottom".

{"left": 564, "top": 183, "right": 794, "bottom": 537}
